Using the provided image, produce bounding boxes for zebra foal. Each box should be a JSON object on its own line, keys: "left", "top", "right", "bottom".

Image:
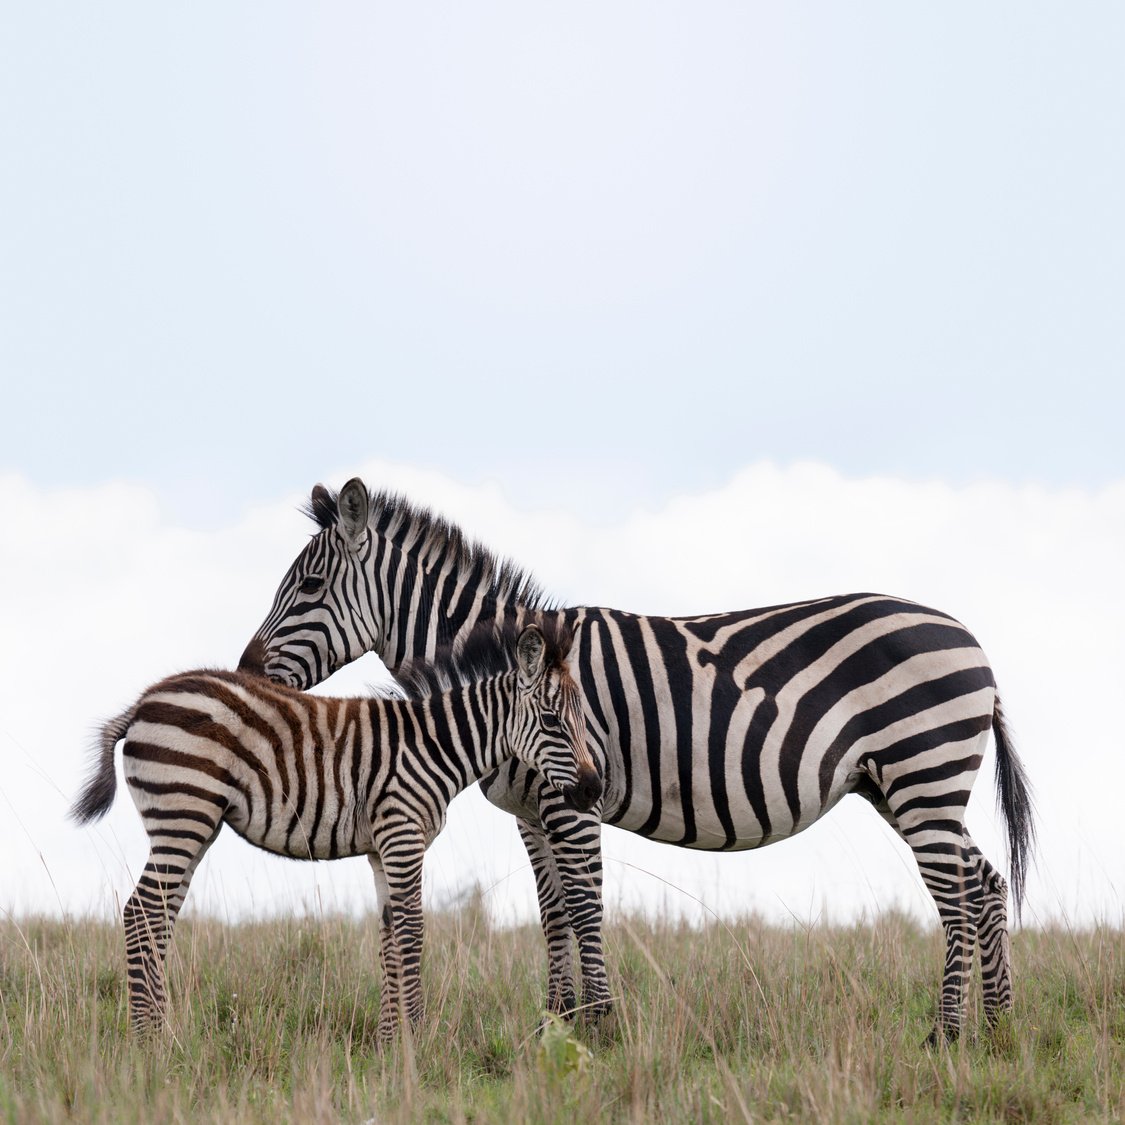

{"left": 71, "top": 622, "right": 599, "bottom": 1044}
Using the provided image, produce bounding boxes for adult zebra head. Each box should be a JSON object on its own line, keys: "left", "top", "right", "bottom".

{"left": 240, "top": 476, "right": 552, "bottom": 689}
{"left": 239, "top": 479, "right": 393, "bottom": 688}
{"left": 240, "top": 478, "right": 601, "bottom": 811}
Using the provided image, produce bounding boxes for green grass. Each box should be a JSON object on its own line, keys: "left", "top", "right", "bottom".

{"left": 1, "top": 906, "right": 1121, "bottom": 1123}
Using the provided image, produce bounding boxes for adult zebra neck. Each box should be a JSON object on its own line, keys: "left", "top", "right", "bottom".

{"left": 364, "top": 524, "right": 560, "bottom": 674}
{"left": 385, "top": 541, "right": 554, "bottom": 675}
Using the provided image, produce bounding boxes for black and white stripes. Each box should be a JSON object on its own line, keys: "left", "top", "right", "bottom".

{"left": 72, "top": 623, "right": 599, "bottom": 1043}
{"left": 241, "top": 478, "right": 1036, "bottom": 1043}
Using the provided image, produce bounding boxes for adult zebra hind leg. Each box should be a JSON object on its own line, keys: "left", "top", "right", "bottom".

{"left": 970, "top": 842, "right": 1013, "bottom": 1025}
{"left": 867, "top": 729, "right": 990, "bottom": 1047}
{"left": 124, "top": 811, "right": 223, "bottom": 1033}
{"left": 915, "top": 829, "right": 1015, "bottom": 1045}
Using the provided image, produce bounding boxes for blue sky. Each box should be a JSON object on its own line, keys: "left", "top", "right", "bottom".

{"left": 2, "top": 6, "right": 1123, "bottom": 926}
{"left": 3, "top": 5, "right": 1122, "bottom": 527}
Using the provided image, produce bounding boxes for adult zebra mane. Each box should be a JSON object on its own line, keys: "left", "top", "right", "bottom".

{"left": 394, "top": 618, "right": 573, "bottom": 700}
{"left": 303, "top": 485, "right": 553, "bottom": 612}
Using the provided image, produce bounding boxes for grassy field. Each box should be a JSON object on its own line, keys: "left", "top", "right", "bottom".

{"left": 1, "top": 905, "right": 1121, "bottom": 1124}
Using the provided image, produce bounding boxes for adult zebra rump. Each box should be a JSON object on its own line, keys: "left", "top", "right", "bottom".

{"left": 240, "top": 479, "right": 1036, "bottom": 1044}
{"left": 71, "top": 623, "right": 599, "bottom": 1044}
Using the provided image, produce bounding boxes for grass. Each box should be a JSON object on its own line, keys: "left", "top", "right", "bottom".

{"left": 1, "top": 905, "right": 1121, "bottom": 1123}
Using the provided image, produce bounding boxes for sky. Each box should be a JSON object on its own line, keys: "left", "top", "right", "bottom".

{"left": 2, "top": 5, "right": 1123, "bottom": 932}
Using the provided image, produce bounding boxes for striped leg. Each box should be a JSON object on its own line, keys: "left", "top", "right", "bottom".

{"left": 370, "top": 832, "right": 426, "bottom": 1046}
{"left": 518, "top": 819, "right": 578, "bottom": 1016}
{"left": 125, "top": 809, "right": 222, "bottom": 1033}
{"left": 536, "top": 799, "right": 612, "bottom": 1022}
{"left": 969, "top": 840, "right": 1013, "bottom": 1024}
{"left": 369, "top": 857, "right": 403, "bottom": 1044}
{"left": 923, "top": 838, "right": 982, "bottom": 1046}
{"left": 868, "top": 733, "right": 987, "bottom": 1045}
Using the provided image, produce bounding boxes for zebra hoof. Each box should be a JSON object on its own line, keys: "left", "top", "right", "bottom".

{"left": 580, "top": 997, "right": 614, "bottom": 1025}
{"left": 543, "top": 992, "right": 578, "bottom": 1024}
{"left": 983, "top": 1012, "right": 1017, "bottom": 1055}
{"left": 581, "top": 1002, "right": 618, "bottom": 1044}
{"left": 922, "top": 1022, "right": 960, "bottom": 1050}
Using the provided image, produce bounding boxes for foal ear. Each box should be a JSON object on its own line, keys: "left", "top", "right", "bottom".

{"left": 516, "top": 625, "right": 547, "bottom": 686}
{"left": 338, "top": 478, "right": 370, "bottom": 549}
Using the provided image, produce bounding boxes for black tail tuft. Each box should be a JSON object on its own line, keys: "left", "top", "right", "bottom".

{"left": 992, "top": 693, "right": 1037, "bottom": 923}
{"left": 70, "top": 709, "right": 133, "bottom": 825}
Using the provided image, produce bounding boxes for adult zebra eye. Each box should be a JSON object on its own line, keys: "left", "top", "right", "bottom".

{"left": 541, "top": 712, "right": 561, "bottom": 730}
{"left": 299, "top": 575, "right": 324, "bottom": 594}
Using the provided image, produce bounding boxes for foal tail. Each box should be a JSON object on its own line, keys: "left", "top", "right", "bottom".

{"left": 70, "top": 706, "right": 136, "bottom": 825}
{"left": 992, "top": 692, "right": 1037, "bottom": 923}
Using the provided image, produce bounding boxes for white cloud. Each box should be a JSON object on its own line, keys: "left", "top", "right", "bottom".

{"left": 2, "top": 462, "right": 1122, "bottom": 932}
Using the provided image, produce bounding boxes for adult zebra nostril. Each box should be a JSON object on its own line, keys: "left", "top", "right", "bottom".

{"left": 238, "top": 638, "right": 267, "bottom": 676}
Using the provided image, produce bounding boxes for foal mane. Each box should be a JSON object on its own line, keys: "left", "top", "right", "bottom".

{"left": 395, "top": 618, "right": 573, "bottom": 700}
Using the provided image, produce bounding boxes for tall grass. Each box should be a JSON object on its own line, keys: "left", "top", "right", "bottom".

{"left": 1, "top": 906, "right": 1121, "bottom": 1123}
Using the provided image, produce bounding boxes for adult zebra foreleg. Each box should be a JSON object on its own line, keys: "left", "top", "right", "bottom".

{"left": 484, "top": 764, "right": 612, "bottom": 1023}
{"left": 535, "top": 797, "right": 612, "bottom": 1023}
{"left": 517, "top": 819, "right": 579, "bottom": 1017}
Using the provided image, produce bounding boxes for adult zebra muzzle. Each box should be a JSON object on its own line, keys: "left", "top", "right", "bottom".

{"left": 238, "top": 636, "right": 268, "bottom": 676}
{"left": 567, "top": 765, "right": 602, "bottom": 813}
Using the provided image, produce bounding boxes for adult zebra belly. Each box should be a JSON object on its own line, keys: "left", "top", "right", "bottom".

{"left": 580, "top": 594, "right": 997, "bottom": 850}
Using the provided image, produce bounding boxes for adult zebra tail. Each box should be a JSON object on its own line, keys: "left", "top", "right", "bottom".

{"left": 70, "top": 706, "right": 135, "bottom": 824}
{"left": 992, "top": 693, "right": 1037, "bottom": 924}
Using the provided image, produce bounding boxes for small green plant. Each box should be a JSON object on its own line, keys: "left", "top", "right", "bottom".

{"left": 536, "top": 1013, "right": 593, "bottom": 1080}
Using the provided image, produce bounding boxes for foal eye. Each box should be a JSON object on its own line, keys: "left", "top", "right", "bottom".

{"left": 541, "top": 712, "right": 561, "bottom": 730}
{"left": 299, "top": 575, "right": 324, "bottom": 594}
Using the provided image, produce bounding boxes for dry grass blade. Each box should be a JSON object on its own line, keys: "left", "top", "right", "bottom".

{"left": 0, "top": 909, "right": 1120, "bottom": 1124}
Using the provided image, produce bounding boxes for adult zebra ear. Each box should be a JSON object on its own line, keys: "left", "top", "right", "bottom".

{"left": 515, "top": 625, "right": 547, "bottom": 688}
{"left": 307, "top": 484, "right": 337, "bottom": 531}
{"left": 338, "top": 478, "right": 370, "bottom": 550}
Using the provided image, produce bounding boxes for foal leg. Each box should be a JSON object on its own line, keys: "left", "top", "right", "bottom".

{"left": 369, "top": 855, "right": 403, "bottom": 1044}
{"left": 370, "top": 827, "right": 426, "bottom": 1046}
{"left": 125, "top": 806, "right": 222, "bottom": 1033}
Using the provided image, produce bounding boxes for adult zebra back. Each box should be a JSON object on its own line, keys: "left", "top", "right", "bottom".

{"left": 240, "top": 478, "right": 1036, "bottom": 1043}
{"left": 71, "top": 623, "right": 599, "bottom": 1044}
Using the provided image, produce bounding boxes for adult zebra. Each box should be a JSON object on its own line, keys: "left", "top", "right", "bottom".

{"left": 240, "top": 478, "right": 1035, "bottom": 1044}
{"left": 72, "top": 622, "right": 598, "bottom": 1043}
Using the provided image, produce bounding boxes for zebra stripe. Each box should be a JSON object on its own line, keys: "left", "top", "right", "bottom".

{"left": 72, "top": 623, "right": 599, "bottom": 1044}
{"left": 240, "top": 479, "right": 1035, "bottom": 1043}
